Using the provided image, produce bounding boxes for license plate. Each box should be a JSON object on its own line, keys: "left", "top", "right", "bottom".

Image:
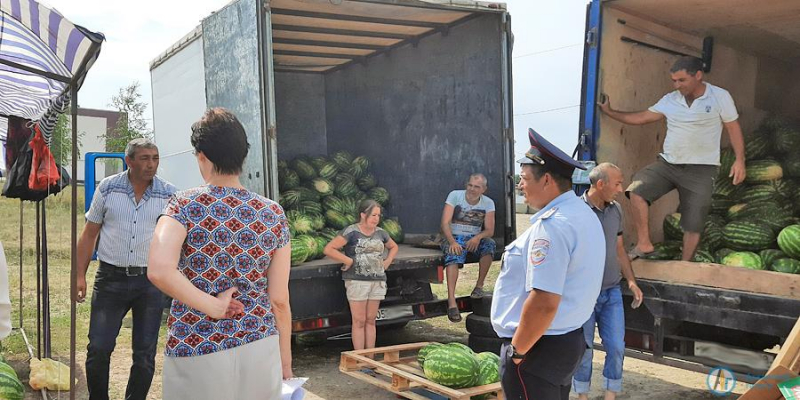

{"left": 375, "top": 305, "right": 414, "bottom": 321}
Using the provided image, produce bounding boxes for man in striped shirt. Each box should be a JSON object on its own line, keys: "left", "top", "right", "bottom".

{"left": 76, "top": 138, "right": 176, "bottom": 400}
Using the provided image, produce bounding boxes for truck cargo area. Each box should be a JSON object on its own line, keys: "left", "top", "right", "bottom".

{"left": 270, "top": 0, "right": 513, "bottom": 244}
{"left": 585, "top": 0, "right": 800, "bottom": 378}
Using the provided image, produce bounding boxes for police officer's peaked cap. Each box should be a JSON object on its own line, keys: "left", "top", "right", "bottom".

{"left": 517, "top": 128, "right": 586, "bottom": 178}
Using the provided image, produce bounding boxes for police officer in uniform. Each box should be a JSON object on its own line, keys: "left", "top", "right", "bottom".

{"left": 491, "top": 128, "right": 606, "bottom": 400}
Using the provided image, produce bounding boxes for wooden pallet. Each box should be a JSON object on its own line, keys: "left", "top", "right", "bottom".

{"left": 339, "top": 342, "right": 504, "bottom": 400}
{"left": 738, "top": 316, "right": 800, "bottom": 400}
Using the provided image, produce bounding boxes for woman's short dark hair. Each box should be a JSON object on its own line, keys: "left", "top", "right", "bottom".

{"left": 190, "top": 108, "right": 250, "bottom": 175}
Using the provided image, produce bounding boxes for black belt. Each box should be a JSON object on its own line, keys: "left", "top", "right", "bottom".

{"left": 100, "top": 261, "right": 147, "bottom": 277}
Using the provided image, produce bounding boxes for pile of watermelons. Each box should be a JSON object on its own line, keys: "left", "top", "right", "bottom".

{"left": 649, "top": 115, "right": 800, "bottom": 274}
{"left": 278, "top": 151, "right": 404, "bottom": 266}
{"left": 0, "top": 354, "right": 23, "bottom": 400}
{"left": 417, "top": 342, "right": 500, "bottom": 398}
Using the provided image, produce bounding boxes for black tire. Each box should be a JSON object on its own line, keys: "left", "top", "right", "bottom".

{"left": 468, "top": 334, "right": 504, "bottom": 355}
{"left": 466, "top": 313, "right": 499, "bottom": 338}
{"left": 470, "top": 295, "right": 493, "bottom": 317}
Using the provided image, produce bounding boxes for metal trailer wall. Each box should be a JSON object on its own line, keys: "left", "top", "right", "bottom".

{"left": 275, "top": 73, "right": 328, "bottom": 160}
{"left": 272, "top": 14, "right": 505, "bottom": 238}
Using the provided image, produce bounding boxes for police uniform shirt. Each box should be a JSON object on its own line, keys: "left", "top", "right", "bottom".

{"left": 491, "top": 191, "right": 606, "bottom": 338}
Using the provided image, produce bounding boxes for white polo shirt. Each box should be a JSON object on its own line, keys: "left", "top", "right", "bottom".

{"left": 649, "top": 83, "right": 739, "bottom": 165}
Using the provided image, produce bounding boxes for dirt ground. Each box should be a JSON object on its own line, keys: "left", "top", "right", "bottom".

{"left": 19, "top": 213, "right": 750, "bottom": 399}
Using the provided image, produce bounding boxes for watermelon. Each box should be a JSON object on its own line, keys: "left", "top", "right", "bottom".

{"left": 761, "top": 115, "right": 790, "bottom": 133}
{"left": 278, "top": 168, "right": 300, "bottom": 191}
{"left": 740, "top": 184, "right": 781, "bottom": 204}
{"left": 759, "top": 206, "right": 794, "bottom": 233}
{"left": 774, "top": 127, "right": 800, "bottom": 154}
{"left": 476, "top": 351, "right": 500, "bottom": 365}
{"left": 380, "top": 218, "right": 404, "bottom": 244}
{"left": 472, "top": 357, "right": 501, "bottom": 399}
{"left": 334, "top": 179, "right": 359, "bottom": 198}
{"left": 710, "top": 195, "right": 734, "bottom": 216}
{"left": 349, "top": 156, "right": 370, "bottom": 178}
{"left": 643, "top": 241, "right": 682, "bottom": 260}
{"left": 0, "top": 363, "right": 16, "bottom": 379}
{"left": 777, "top": 225, "right": 800, "bottom": 258}
{"left": 334, "top": 173, "right": 356, "bottom": 186}
{"left": 767, "top": 179, "right": 796, "bottom": 200}
{"left": 287, "top": 211, "right": 315, "bottom": 235}
{"left": 296, "top": 187, "right": 321, "bottom": 202}
{"left": 314, "top": 236, "right": 328, "bottom": 259}
{"left": 783, "top": 156, "right": 800, "bottom": 178}
{"left": 354, "top": 190, "right": 368, "bottom": 202}
{"left": 279, "top": 190, "right": 302, "bottom": 210}
{"left": 446, "top": 342, "right": 475, "bottom": 355}
{"left": 745, "top": 135, "right": 771, "bottom": 160}
{"left": 721, "top": 251, "right": 763, "bottom": 270}
{"left": 358, "top": 174, "right": 378, "bottom": 190}
{"left": 423, "top": 347, "right": 480, "bottom": 388}
{"left": 290, "top": 238, "right": 310, "bottom": 265}
{"left": 726, "top": 203, "right": 747, "bottom": 220}
{"left": 309, "top": 213, "right": 326, "bottom": 231}
{"left": 701, "top": 220, "right": 723, "bottom": 252}
{"left": 771, "top": 258, "right": 800, "bottom": 274}
{"left": 318, "top": 162, "right": 339, "bottom": 180}
{"left": 722, "top": 221, "right": 776, "bottom": 251}
{"left": 663, "top": 213, "right": 683, "bottom": 241}
{"left": 309, "top": 178, "right": 334, "bottom": 197}
{"left": 715, "top": 248, "right": 735, "bottom": 263}
{"left": 331, "top": 151, "right": 354, "bottom": 170}
{"left": 291, "top": 158, "right": 317, "bottom": 181}
{"left": 692, "top": 249, "right": 715, "bottom": 263}
{"left": 760, "top": 249, "right": 787, "bottom": 269}
{"left": 0, "top": 372, "right": 23, "bottom": 400}
{"left": 325, "top": 210, "right": 352, "bottom": 230}
{"left": 369, "top": 187, "right": 391, "bottom": 206}
{"left": 277, "top": 160, "right": 289, "bottom": 170}
{"left": 295, "top": 201, "right": 323, "bottom": 216}
{"left": 417, "top": 342, "right": 444, "bottom": 366}
{"left": 322, "top": 196, "right": 347, "bottom": 214}
{"left": 298, "top": 235, "right": 320, "bottom": 260}
{"left": 719, "top": 148, "right": 736, "bottom": 179}
{"left": 341, "top": 198, "right": 360, "bottom": 217}
{"left": 309, "top": 156, "right": 329, "bottom": 171}
{"left": 745, "top": 160, "right": 783, "bottom": 183}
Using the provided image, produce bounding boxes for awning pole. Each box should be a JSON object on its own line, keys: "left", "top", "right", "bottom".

{"left": 69, "top": 84, "right": 78, "bottom": 400}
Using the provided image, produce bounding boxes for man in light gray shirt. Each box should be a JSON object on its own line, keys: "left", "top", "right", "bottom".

{"left": 440, "top": 173, "right": 496, "bottom": 322}
{"left": 76, "top": 138, "right": 176, "bottom": 400}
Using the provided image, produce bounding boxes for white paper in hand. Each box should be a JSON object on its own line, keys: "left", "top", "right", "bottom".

{"left": 282, "top": 377, "right": 308, "bottom": 400}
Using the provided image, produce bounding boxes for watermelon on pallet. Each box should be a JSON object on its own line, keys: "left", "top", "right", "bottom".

{"left": 309, "top": 156, "right": 329, "bottom": 171}
{"left": 325, "top": 210, "right": 352, "bottom": 230}
{"left": 318, "top": 162, "right": 339, "bottom": 180}
{"left": 692, "top": 250, "right": 715, "bottom": 263}
{"left": 777, "top": 225, "right": 800, "bottom": 258}
{"left": 715, "top": 248, "right": 735, "bottom": 263}
{"left": 295, "top": 201, "right": 323, "bottom": 216}
{"left": 358, "top": 174, "right": 377, "bottom": 190}
{"left": 446, "top": 342, "right": 475, "bottom": 355}
{"left": 721, "top": 251, "right": 763, "bottom": 270}
{"left": 331, "top": 151, "right": 353, "bottom": 170}
{"left": 369, "top": 187, "right": 391, "bottom": 206}
{"left": 472, "top": 355, "right": 501, "bottom": 400}
{"left": 643, "top": 241, "right": 682, "bottom": 260}
{"left": 663, "top": 213, "right": 683, "bottom": 241}
{"left": 309, "top": 178, "right": 334, "bottom": 197}
{"left": 722, "top": 221, "right": 776, "bottom": 251}
{"left": 417, "top": 342, "right": 444, "bottom": 367}
{"left": 334, "top": 179, "right": 358, "bottom": 198}
{"left": 745, "top": 135, "right": 771, "bottom": 160}
{"left": 423, "top": 346, "right": 480, "bottom": 389}
{"left": 313, "top": 236, "right": 327, "bottom": 259}
{"left": 771, "top": 258, "right": 800, "bottom": 274}
{"left": 297, "top": 235, "right": 320, "bottom": 260}
{"left": 710, "top": 195, "right": 734, "bottom": 216}
{"left": 745, "top": 160, "right": 783, "bottom": 183}
{"left": 278, "top": 168, "right": 300, "bottom": 191}
{"left": 279, "top": 190, "right": 302, "bottom": 210}
{"left": 740, "top": 184, "right": 781, "bottom": 204}
{"left": 349, "top": 156, "right": 370, "bottom": 178}
{"left": 287, "top": 211, "right": 314, "bottom": 235}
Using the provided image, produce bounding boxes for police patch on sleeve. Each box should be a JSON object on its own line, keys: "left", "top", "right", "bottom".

{"left": 529, "top": 239, "right": 550, "bottom": 267}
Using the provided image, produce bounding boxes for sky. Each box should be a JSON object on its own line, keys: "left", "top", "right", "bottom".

{"left": 41, "top": 0, "right": 589, "bottom": 162}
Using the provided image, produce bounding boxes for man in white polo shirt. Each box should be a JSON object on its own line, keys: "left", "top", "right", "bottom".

{"left": 598, "top": 56, "right": 746, "bottom": 261}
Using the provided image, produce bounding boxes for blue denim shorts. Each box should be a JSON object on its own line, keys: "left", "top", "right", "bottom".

{"left": 441, "top": 234, "right": 496, "bottom": 266}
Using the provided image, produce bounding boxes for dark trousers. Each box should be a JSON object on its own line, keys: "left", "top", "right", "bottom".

{"left": 86, "top": 264, "right": 165, "bottom": 400}
{"left": 500, "top": 328, "right": 587, "bottom": 400}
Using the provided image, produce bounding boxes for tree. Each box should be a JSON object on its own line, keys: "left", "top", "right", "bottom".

{"left": 104, "top": 81, "right": 151, "bottom": 152}
{"left": 49, "top": 113, "right": 83, "bottom": 166}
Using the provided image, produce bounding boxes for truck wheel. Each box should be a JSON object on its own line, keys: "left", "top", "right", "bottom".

{"left": 468, "top": 334, "right": 504, "bottom": 355}
{"left": 294, "top": 332, "right": 327, "bottom": 347}
{"left": 466, "top": 313, "right": 498, "bottom": 338}
{"left": 470, "top": 295, "right": 493, "bottom": 317}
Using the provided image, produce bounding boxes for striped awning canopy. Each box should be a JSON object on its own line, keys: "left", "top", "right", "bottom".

{"left": 0, "top": 0, "right": 104, "bottom": 147}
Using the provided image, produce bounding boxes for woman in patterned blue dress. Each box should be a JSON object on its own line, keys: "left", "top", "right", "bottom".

{"left": 148, "top": 108, "right": 292, "bottom": 400}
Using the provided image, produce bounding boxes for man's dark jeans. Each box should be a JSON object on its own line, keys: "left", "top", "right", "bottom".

{"left": 86, "top": 264, "right": 164, "bottom": 400}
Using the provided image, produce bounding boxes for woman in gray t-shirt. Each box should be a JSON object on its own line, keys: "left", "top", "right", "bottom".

{"left": 323, "top": 200, "right": 398, "bottom": 351}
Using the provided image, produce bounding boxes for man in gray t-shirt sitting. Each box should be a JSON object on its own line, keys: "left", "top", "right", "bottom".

{"left": 440, "top": 173, "right": 496, "bottom": 322}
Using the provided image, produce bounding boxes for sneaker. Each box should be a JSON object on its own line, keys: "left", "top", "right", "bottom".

{"left": 470, "top": 287, "right": 487, "bottom": 299}
{"left": 447, "top": 307, "right": 462, "bottom": 322}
